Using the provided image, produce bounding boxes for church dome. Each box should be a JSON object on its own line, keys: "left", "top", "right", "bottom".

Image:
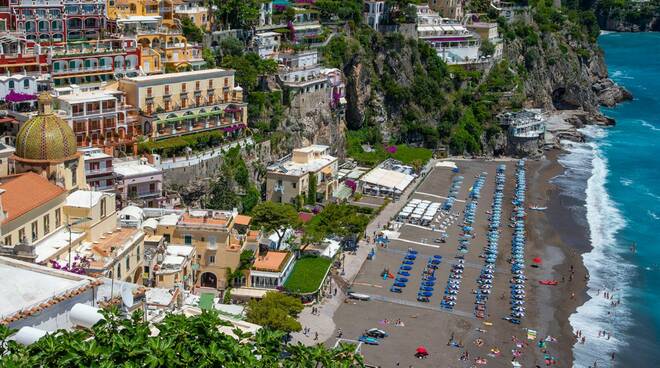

{"left": 14, "top": 93, "right": 78, "bottom": 163}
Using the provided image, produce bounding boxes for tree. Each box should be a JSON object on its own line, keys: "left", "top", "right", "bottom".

{"left": 241, "top": 185, "right": 261, "bottom": 213}
{"left": 251, "top": 202, "right": 299, "bottom": 248}
{"left": 213, "top": 0, "right": 263, "bottom": 30}
{"left": 245, "top": 292, "right": 303, "bottom": 333}
{"left": 301, "top": 204, "right": 369, "bottom": 250}
{"left": 219, "top": 36, "right": 245, "bottom": 59}
{"left": 306, "top": 174, "right": 317, "bottom": 205}
{"left": 479, "top": 39, "right": 496, "bottom": 57}
{"left": 206, "top": 174, "right": 239, "bottom": 210}
{"left": 0, "top": 308, "right": 364, "bottom": 367}
{"left": 181, "top": 16, "right": 204, "bottom": 43}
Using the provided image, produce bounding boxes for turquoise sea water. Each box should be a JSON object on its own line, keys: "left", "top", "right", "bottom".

{"left": 563, "top": 32, "right": 660, "bottom": 367}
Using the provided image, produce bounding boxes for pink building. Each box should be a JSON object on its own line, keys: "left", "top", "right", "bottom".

{"left": 113, "top": 157, "right": 163, "bottom": 208}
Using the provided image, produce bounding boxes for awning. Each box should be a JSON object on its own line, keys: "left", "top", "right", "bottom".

{"left": 321, "top": 166, "right": 332, "bottom": 175}
{"left": 231, "top": 288, "right": 268, "bottom": 299}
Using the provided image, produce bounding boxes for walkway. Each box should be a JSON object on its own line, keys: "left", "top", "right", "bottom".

{"left": 367, "top": 294, "right": 475, "bottom": 319}
{"left": 291, "top": 160, "right": 437, "bottom": 345}
{"left": 159, "top": 137, "right": 254, "bottom": 170}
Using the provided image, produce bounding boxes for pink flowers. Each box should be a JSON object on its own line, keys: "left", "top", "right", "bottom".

{"left": 386, "top": 145, "right": 397, "bottom": 154}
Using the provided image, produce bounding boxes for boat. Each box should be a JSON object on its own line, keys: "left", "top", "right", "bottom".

{"left": 348, "top": 292, "right": 371, "bottom": 301}
{"left": 529, "top": 205, "right": 547, "bottom": 211}
{"left": 539, "top": 280, "right": 559, "bottom": 286}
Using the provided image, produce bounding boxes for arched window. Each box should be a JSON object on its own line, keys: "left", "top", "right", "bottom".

{"left": 38, "top": 20, "right": 48, "bottom": 32}
{"left": 8, "top": 80, "right": 15, "bottom": 90}
{"left": 23, "top": 79, "right": 30, "bottom": 89}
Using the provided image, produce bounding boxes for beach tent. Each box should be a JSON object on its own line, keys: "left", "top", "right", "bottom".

{"left": 415, "top": 346, "right": 429, "bottom": 355}
{"left": 532, "top": 257, "right": 542, "bottom": 264}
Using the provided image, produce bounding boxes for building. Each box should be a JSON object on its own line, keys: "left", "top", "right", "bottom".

{"left": 0, "top": 256, "right": 102, "bottom": 330}
{"left": 413, "top": 5, "right": 481, "bottom": 65}
{"left": 429, "top": 0, "right": 464, "bottom": 20}
{"left": 11, "top": 93, "right": 87, "bottom": 192}
{"left": 79, "top": 147, "right": 114, "bottom": 192}
{"left": 152, "top": 244, "right": 196, "bottom": 289}
{"left": 290, "top": 8, "right": 322, "bottom": 45}
{"left": 0, "top": 143, "right": 15, "bottom": 177}
{"left": 55, "top": 86, "right": 141, "bottom": 149}
{"left": 118, "top": 69, "right": 248, "bottom": 141}
{"left": 359, "top": 159, "right": 416, "bottom": 199}
{"left": 153, "top": 209, "right": 246, "bottom": 291}
{"left": 363, "top": 1, "right": 386, "bottom": 30}
{"left": 0, "top": 172, "right": 68, "bottom": 258}
{"left": 278, "top": 51, "right": 343, "bottom": 115}
{"left": 467, "top": 22, "right": 503, "bottom": 60}
{"left": 248, "top": 249, "right": 295, "bottom": 289}
{"left": 175, "top": 0, "right": 211, "bottom": 31}
{"left": 266, "top": 144, "right": 338, "bottom": 204}
{"left": 48, "top": 38, "right": 140, "bottom": 88}
{"left": 0, "top": 36, "right": 49, "bottom": 76}
{"left": 116, "top": 15, "right": 204, "bottom": 74}
{"left": 0, "top": 74, "right": 38, "bottom": 101}
{"left": 253, "top": 31, "right": 281, "bottom": 60}
{"left": 259, "top": 1, "right": 273, "bottom": 27}
{"left": 113, "top": 158, "right": 164, "bottom": 207}
{"left": 498, "top": 109, "right": 546, "bottom": 156}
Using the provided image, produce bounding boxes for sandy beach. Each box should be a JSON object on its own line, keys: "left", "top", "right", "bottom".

{"left": 317, "top": 151, "right": 593, "bottom": 367}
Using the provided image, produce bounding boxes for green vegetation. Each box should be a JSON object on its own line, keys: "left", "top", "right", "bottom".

{"left": 306, "top": 174, "right": 317, "bottom": 205}
{"left": 138, "top": 130, "right": 225, "bottom": 156}
{"left": 250, "top": 202, "right": 300, "bottom": 248}
{"left": 594, "top": 0, "right": 659, "bottom": 31}
{"left": 205, "top": 147, "right": 260, "bottom": 212}
{"left": 212, "top": 0, "right": 263, "bottom": 30}
{"left": 284, "top": 256, "right": 333, "bottom": 293}
{"left": 301, "top": 203, "right": 370, "bottom": 250}
{"left": 347, "top": 129, "right": 433, "bottom": 167}
{"left": 0, "top": 308, "right": 364, "bottom": 367}
{"left": 245, "top": 292, "right": 304, "bottom": 333}
{"left": 180, "top": 16, "right": 204, "bottom": 43}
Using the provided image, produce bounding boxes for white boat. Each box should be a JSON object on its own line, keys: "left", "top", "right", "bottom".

{"left": 529, "top": 205, "right": 547, "bottom": 211}
{"left": 348, "top": 292, "right": 371, "bottom": 301}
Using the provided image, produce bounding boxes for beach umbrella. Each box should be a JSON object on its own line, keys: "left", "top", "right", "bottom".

{"left": 533, "top": 257, "right": 542, "bottom": 264}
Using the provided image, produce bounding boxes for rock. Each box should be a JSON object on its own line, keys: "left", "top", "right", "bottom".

{"left": 597, "top": 80, "right": 633, "bottom": 107}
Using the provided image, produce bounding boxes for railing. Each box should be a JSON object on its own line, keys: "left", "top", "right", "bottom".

{"left": 86, "top": 167, "right": 113, "bottom": 175}
{"left": 52, "top": 65, "right": 113, "bottom": 75}
{"left": 86, "top": 109, "right": 100, "bottom": 115}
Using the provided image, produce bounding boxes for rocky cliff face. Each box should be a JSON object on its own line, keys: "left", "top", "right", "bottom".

{"left": 505, "top": 28, "right": 631, "bottom": 124}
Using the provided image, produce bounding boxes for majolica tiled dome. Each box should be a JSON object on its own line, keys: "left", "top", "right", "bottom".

{"left": 15, "top": 93, "right": 77, "bottom": 162}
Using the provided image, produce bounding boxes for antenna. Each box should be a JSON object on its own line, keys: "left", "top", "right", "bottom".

{"left": 121, "top": 282, "right": 134, "bottom": 309}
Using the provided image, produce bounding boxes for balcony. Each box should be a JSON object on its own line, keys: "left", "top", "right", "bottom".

{"left": 52, "top": 65, "right": 113, "bottom": 76}
{"left": 86, "top": 167, "right": 113, "bottom": 176}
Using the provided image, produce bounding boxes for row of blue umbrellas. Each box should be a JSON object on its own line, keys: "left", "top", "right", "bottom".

{"left": 440, "top": 260, "right": 465, "bottom": 310}
{"left": 417, "top": 255, "right": 442, "bottom": 302}
{"left": 510, "top": 159, "right": 527, "bottom": 319}
{"left": 392, "top": 249, "right": 418, "bottom": 291}
{"left": 459, "top": 173, "right": 486, "bottom": 253}
{"left": 475, "top": 165, "right": 507, "bottom": 317}
{"left": 443, "top": 176, "right": 464, "bottom": 210}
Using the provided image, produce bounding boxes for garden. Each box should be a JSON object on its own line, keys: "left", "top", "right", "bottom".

{"left": 283, "top": 256, "right": 333, "bottom": 294}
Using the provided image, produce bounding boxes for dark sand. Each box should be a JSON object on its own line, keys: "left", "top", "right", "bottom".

{"left": 327, "top": 152, "right": 591, "bottom": 367}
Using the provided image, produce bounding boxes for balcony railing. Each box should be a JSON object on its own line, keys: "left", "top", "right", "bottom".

{"left": 52, "top": 65, "right": 113, "bottom": 75}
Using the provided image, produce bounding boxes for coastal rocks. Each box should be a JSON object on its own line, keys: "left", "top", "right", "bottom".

{"left": 593, "top": 78, "right": 633, "bottom": 107}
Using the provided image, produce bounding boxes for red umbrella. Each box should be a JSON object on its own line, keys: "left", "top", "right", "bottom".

{"left": 416, "top": 346, "right": 428, "bottom": 354}
{"left": 533, "top": 257, "right": 542, "bottom": 264}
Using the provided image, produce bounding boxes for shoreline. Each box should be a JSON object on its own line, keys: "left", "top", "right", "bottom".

{"left": 527, "top": 149, "right": 591, "bottom": 366}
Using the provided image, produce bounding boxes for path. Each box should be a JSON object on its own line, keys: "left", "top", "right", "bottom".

{"left": 291, "top": 160, "right": 437, "bottom": 345}
{"left": 158, "top": 137, "right": 254, "bottom": 170}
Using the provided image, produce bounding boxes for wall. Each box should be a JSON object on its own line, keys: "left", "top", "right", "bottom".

{"left": 8, "top": 288, "right": 96, "bottom": 331}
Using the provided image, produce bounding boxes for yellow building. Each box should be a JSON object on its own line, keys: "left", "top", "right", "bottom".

{"left": 11, "top": 93, "right": 87, "bottom": 193}
{"left": 118, "top": 69, "right": 248, "bottom": 141}
{"left": 0, "top": 172, "right": 68, "bottom": 258}
{"left": 153, "top": 244, "right": 196, "bottom": 289}
{"left": 174, "top": 0, "right": 211, "bottom": 31}
{"left": 266, "top": 145, "right": 339, "bottom": 204}
{"left": 154, "top": 209, "right": 245, "bottom": 291}
{"left": 108, "top": 0, "right": 179, "bottom": 25}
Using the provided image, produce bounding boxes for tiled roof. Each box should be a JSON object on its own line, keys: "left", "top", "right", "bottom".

{"left": 252, "top": 251, "right": 291, "bottom": 272}
{"left": 0, "top": 173, "right": 66, "bottom": 224}
{"left": 234, "top": 214, "right": 252, "bottom": 226}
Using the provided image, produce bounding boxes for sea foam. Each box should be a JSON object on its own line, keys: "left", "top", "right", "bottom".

{"left": 561, "top": 126, "right": 634, "bottom": 367}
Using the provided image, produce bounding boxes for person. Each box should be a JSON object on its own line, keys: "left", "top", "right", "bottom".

{"left": 337, "top": 328, "right": 342, "bottom": 338}
{"left": 314, "top": 332, "right": 318, "bottom": 341}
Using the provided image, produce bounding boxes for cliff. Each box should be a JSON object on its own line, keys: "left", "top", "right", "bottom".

{"left": 595, "top": 0, "right": 660, "bottom": 32}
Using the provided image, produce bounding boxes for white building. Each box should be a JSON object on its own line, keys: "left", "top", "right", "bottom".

{"left": 259, "top": 1, "right": 273, "bottom": 26}
{"left": 0, "top": 74, "right": 38, "bottom": 101}
{"left": 363, "top": 1, "right": 386, "bottom": 30}
{"left": 249, "top": 250, "right": 296, "bottom": 289}
{"left": 79, "top": 147, "right": 115, "bottom": 192}
{"left": 413, "top": 5, "right": 481, "bottom": 65}
{"left": 254, "top": 31, "right": 281, "bottom": 60}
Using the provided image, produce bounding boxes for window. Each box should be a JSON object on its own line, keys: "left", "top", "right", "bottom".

{"left": 164, "top": 85, "right": 169, "bottom": 94}
{"left": 208, "top": 255, "right": 215, "bottom": 264}
{"left": 4, "top": 235, "right": 11, "bottom": 246}
{"left": 23, "top": 79, "right": 29, "bottom": 89}
{"left": 55, "top": 208, "right": 61, "bottom": 227}
{"left": 31, "top": 221, "right": 38, "bottom": 241}
{"left": 149, "top": 183, "right": 155, "bottom": 193}
{"left": 184, "top": 234, "right": 192, "bottom": 245}
{"left": 43, "top": 214, "right": 50, "bottom": 235}
{"left": 18, "top": 228, "right": 25, "bottom": 243}
{"left": 195, "top": 81, "right": 200, "bottom": 90}
{"left": 8, "top": 80, "right": 14, "bottom": 90}
{"left": 106, "top": 160, "right": 112, "bottom": 168}
{"left": 292, "top": 182, "right": 296, "bottom": 189}
{"left": 208, "top": 80, "right": 213, "bottom": 88}
{"left": 181, "top": 99, "right": 186, "bottom": 108}
{"left": 116, "top": 264, "right": 121, "bottom": 279}
{"left": 136, "top": 245, "right": 141, "bottom": 261}
{"left": 146, "top": 87, "right": 152, "bottom": 97}
{"left": 224, "top": 78, "right": 228, "bottom": 86}
{"left": 100, "top": 198, "right": 107, "bottom": 217}
{"left": 159, "top": 275, "right": 164, "bottom": 282}
{"left": 126, "top": 257, "right": 130, "bottom": 271}
{"left": 181, "top": 83, "right": 186, "bottom": 92}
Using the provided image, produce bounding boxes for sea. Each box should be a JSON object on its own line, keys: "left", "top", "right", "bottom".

{"left": 553, "top": 32, "right": 660, "bottom": 367}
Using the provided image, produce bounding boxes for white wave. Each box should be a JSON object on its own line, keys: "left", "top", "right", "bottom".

{"left": 640, "top": 120, "right": 660, "bottom": 132}
{"left": 619, "top": 177, "right": 633, "bottom": 187}
{"left": 568, "top": 128, "right": 634, "bottom": 367}
{"left": 646, "top": 191, "right": 660, "bottom": 201}
{"left": 648, "top": 210, "right": 660, "bottom": 221}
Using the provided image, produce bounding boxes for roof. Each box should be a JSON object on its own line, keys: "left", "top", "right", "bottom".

{"left": 57, "top": 91, "right": 116, "bottom": 104}
{"left": 158, "top": 213, "right": 180, "bottom": 226}
{"left": 65, "top": 190, "right": 105, "bottom": 208}
{"left": 252, "top": 251, "right": 291, "bottom": 272}
{"left": 123, "top": 68, "right": 232, "bottom": 83}
{"left": 360, "top": 167, "right": 415, "bottom": 192}
{"left": 113, "top": 160, "right": 161, "bottom": 177}
{"left": 234, "top": 214, "right": 251, "bottom": 226}
{"left": 0, "top": 173, "right": 66, "bottom": 224}
{"left": 166, "top": 245, "right": 194, "bottom": 257}
{"left": 230, "top": 288, "right": 268, "bottom": 299}
{"left": 80, "top": 148, "right": 112, "bottom": 160}
{"left": 14, "top": 95, "right": 78, "bottom": 163}
{"left": 34, "top": 227, "right": 86, "bottom": 263}
{"left": 0, "top": 257, "right": 96, "bottom": 319}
